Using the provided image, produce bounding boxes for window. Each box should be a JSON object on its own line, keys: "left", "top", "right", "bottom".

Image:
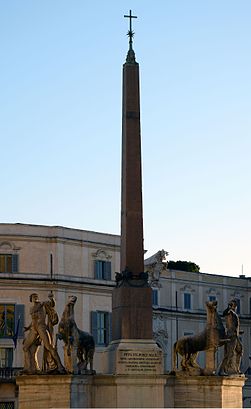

{"left": 0, "top": 254, "right": 18, "bottom": 273}
{"left": 94, "top": 260, "right": 111, "bottom": 280}
{"left": 0, "top": 304, "right": 24, "bottom": 340}
{"left": 184, "top": 331, "right": 194, "bottom": 337}
{"left": 184, "top": 293, "right": 191, "bottom": 310}
{"left": 208, "top": 295, "right": 216, "bottom": 302}
{"left": 0, "top": 305, "right": 15, "bottom": 337}
{"left": 152, "top": 289, "right": 159, "bottom": 306}
{"left": 91, "top": 311, "right": 112, "bottom": 346}
{"left": 236, "top": 298, "right": 241, "bottom": 314}
{"left": 0, "top": 348, "right": 13, "bottom": 368}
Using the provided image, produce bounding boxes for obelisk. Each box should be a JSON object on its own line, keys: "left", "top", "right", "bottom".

{"left": 104, "top": 13, "right": 163, "bottom": 382}
{"left": 92, "top": 13, "right": 165, "bottom": 407}
{"left": 112, "top": 10, "right": 153, "bottom": 341}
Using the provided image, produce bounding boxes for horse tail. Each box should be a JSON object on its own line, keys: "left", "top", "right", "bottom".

{"left": 172, "top": 341, "right": 178, "bottom": 371}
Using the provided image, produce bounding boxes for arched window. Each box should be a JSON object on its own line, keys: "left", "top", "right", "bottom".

{"left": 180, "top": 285, "right": 195, "bottom": 311}
{"left": 0, "top": 242, "right": 19, "bottom": 273}
{"left": 92, "top": 249, "right": 112, "bottom": 280}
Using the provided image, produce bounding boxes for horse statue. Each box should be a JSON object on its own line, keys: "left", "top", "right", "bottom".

{"left": 145, "top": 249, "right": 168, "bottom": 288}
{"left": 172, "top": 300, "right": 227, "bottom": 374}
{"left": 56, "top": 295, "right": 95, "bottom": 374}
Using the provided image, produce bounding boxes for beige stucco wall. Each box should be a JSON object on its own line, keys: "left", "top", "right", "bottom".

{"left": 0, "top": 223, "right": 119, "bottom": 374}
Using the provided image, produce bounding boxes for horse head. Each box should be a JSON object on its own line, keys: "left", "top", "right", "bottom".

{"left": 205, "top": 300, "right": 218, "bottom": 325}
{"left": 67, "top": 295, "right": 77, "bottom": 306}
{"left": 205, "top": 300, "right": 226, "bottom": 342}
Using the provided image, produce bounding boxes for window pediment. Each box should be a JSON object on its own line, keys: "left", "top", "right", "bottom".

{"left": 180, "top": 284, "right": 195, "bottom": 293}
{"left": 0, "top": 241, "right": 20, "bottom": 253}
{"left": 206, "top": 287, "right": 220, "bottom": 296}
{"left": 92, "top": 249, "right": 112, "bottom": 261}
{"left": 231, "top": 291, "right": 244, "bottom": 299}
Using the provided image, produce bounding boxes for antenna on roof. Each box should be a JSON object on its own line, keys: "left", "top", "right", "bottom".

{"left": 239, "top": 264, "right": 245, "bottom": 278}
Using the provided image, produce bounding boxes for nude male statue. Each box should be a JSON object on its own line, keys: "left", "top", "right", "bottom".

{"left": 219, "top": 299, "right": 243, "bottom": 375}
{"left": 42, "top": 290, "right": 59, "bottom": 371}
{"left": 23, "top": 292, "right": 65, "bottom": 374}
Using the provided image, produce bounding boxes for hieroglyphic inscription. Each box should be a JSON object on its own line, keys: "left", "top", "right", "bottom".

{"left": 117, "top": 350, "right": 162, "bottom": 374}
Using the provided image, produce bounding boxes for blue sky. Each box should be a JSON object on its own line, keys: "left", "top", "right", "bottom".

{"left": 1, "top": 1, "right": 250, "bottom": 277}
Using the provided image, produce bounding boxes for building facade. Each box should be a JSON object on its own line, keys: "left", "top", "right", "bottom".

{"left": 0, "top": 223, "right": 251, "bottom": 406}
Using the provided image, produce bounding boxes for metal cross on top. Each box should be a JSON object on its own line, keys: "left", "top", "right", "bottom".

{"left": 124, "top": 10, "right": 137, "bottom": 48}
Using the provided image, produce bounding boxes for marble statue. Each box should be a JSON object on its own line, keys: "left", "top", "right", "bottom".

{"left": 172, "top": 300, "right": 227, "bottom": 375}
{"left": 218, "top": 299, "right": 243, "bottom": 375}
{"left": 56, "top": 295, "right": 95, "bottom": 374}
{"left": 22, "top": 292, "right": 65, "bottom": 374}
{"left": 144, "top": 249, "right": 168, "bottom": 288}
{"left": 41, "top": 290, "right": 59, "bottom": 372}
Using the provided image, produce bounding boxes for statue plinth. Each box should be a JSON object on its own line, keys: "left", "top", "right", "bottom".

{"left": 16, "top": 375, "right": 93, "bottom": 409}
{"left": 165, "top": 375, "right": 246, "bottom": 408}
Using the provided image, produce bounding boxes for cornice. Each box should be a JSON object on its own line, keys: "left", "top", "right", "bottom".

{"left": 0, "top": 233, "right": 120, "bottom": 250}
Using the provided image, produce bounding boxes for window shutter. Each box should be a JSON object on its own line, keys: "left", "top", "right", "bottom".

{"left": 94, "top": 260, "right": 98, "bottom": 279}
{"left": 91, "top": 311, "right": 98, "bottom": 344}
{"left": 15, "top": 304, "right": 25, "bottom": 338}
{"left": 152, "top": 289, "right": 158, "bottom": 306}
{"left": 108, "top": 312, "right": 112, "bottom": 344}
{"left": 104, "top": 261, "right": 111, "bottom": 280}
{"left": 12, "top": 255, "right": 18, "bottom": 273}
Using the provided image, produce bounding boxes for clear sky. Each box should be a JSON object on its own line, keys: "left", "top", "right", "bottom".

{"left": 1, "top": 1, "right": 250, "bottom": 277}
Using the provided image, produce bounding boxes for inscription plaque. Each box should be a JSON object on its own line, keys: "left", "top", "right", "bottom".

{"left": 117, "top": 349, "right": 163, "bottom": 374}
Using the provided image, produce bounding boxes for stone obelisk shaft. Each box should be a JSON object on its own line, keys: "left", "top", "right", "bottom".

{"left": 112, "top": 51, "right": 152, "bottom": 341}
{"left": 120, "top": 61, "right": 144, "bottom": 275}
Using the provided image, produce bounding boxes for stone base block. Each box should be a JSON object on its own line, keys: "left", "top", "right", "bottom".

{"left": 165, "top": 375, "right": 246, "bottom": 408}
{"left": 103, "top": 338, "right": 163, "bottom": 375}
{"left": 16, "top": 372, "right": 166, "bottom": 408}
{"left": 16, "top": 374, "right": 93, "bottom": 409}
{"left": 16, "top": 372, "right": 245, "bottom": 408}
{"left": 93, "top": 374, "right": 166, "bottom": 408}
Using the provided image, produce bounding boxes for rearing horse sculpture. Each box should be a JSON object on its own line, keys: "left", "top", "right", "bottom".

{"left": 172, "top": 300, "right": 227, "bottom": 373}
{"left": 56, "top": 295, "right": 95, "bottom": 374}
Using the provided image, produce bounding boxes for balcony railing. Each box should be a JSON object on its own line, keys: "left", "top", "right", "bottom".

{"left": 0, "top": 367, "right": 21, "bottom": 380}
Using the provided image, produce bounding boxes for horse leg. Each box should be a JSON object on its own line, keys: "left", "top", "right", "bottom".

{"left": 89, "top": 349, "right": 94, "bottom": 372}
{"left": 55, "top": 332, "right": 62, "bottom": 351}
{"left": 181, "top": 354, "right": 188, "bottom": 370}
{"left": 77, "top": 346, "right": 87, "bottom": 369}
{"left": 172, "top": 342, "right": 178, "bottom": 371}
{"left": 189, "top": 352, "right": 200, "bottom": 368}
{"left": 84, "top": 348, "right": 88, "bottom": 370}
{"left": 67, "top": 334, "right": 74, "bottom": 356}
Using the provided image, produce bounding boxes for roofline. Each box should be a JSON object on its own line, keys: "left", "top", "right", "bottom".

{"left": 0, "top": 222, "right": 120, "bottom": 239}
